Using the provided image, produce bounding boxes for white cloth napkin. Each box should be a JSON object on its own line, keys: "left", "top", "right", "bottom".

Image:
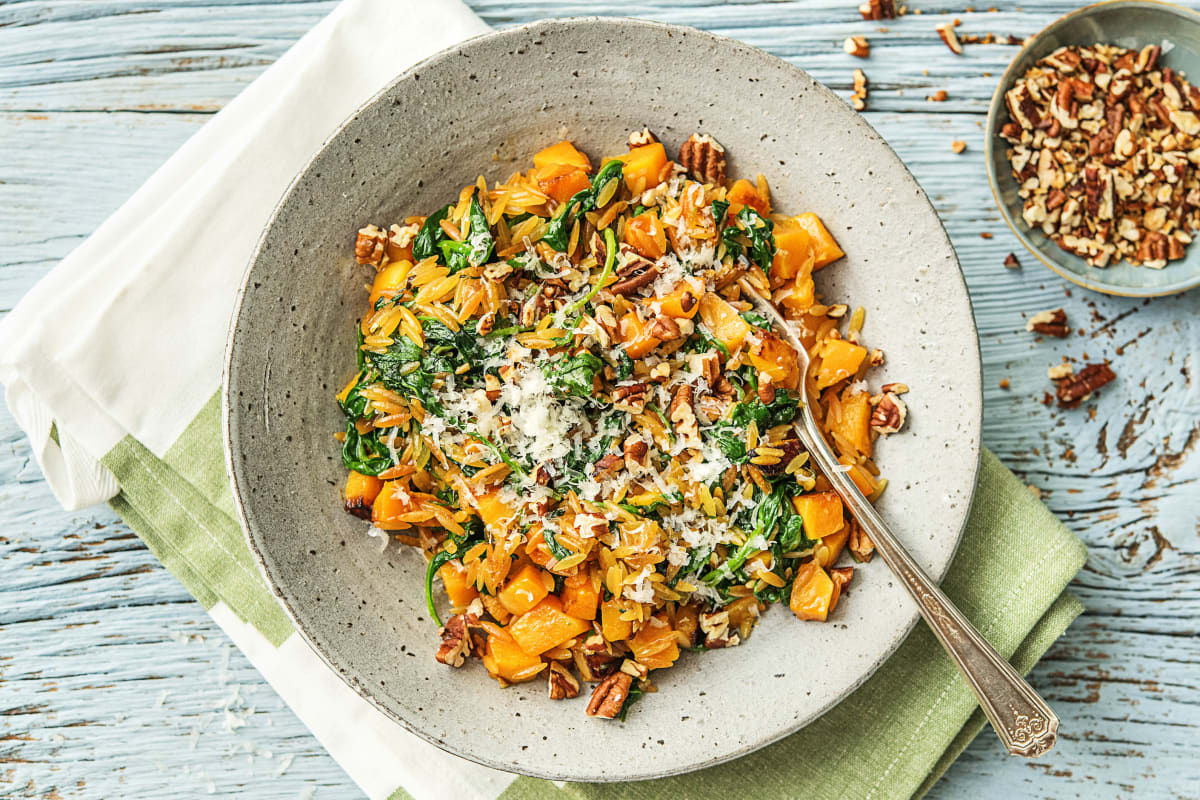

{"left": 0, "top": 0, "right": 489, "bottom": 511}
{"left": 0, "top": 2, "right": 529, "bottom": 797}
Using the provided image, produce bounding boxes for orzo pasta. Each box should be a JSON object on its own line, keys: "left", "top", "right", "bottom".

{"left": 337, "top": 132, "right": 907, "bottom": 718}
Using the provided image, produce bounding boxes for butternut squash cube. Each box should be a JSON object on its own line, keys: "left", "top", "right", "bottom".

{"left": 562, "top": 568, "right": 600, "bottom": 621}
{"left": 794, "top": 212, "right": 844, "bottom": 269}
{"left": 533, "top": 140, "right": 591, "bottom": 172}
{"left": 481, "top": 633, "right": 545, "bottom": 683}
{"left": 601, "top": 598, "right": 632, "bottom": 643}
{"left": 536, "top": 164, "right": 591, "bottom": 204}
{"left": 774, "top": 277, "right": 816, "bottom": 312}
{"left": 623, "top": 142, "right": 669, "bottom": 195}
{"left": 344, "top": 471, "right": 383, "bottom": 518}
{"left": 814, "top": 528, "right": 850, "bottom": 569}
{"left": 618, "top": 310, "right": 663, "bottom": 359}
{"left": 371, "top": 481, "right": 416, "bottom": 528}
{"left": 790, "top": 561, "right": 835, "bottom": 621}
{"left": 648, "top": 277, "right": 705, "bottom": 319}
{"left": 697, "top": 292, "right": 751, "bottom": 352}
{"left": 437, "top": 560, "right": 479, "bottom": 609}
{"left": 727, "top": 178, "right": 771, "bottom": 216}
{"left": 772, "top": 220, "right": 816, "bottom": 282}
{"left": 623, "top": 210, "right": 668, "bottom": 259}
{"left": 508, "top": 596, "right": 591, "bottom": 656}
{"left": 816, "top": 338, "right": 868, "bottom": 389}
{"left": 791, "top": 491, "right": 845, "bottom": 540}
{"left": 369, "top": 260, "right": 412, "bottom": 307}
{"left": 747, "top": 332, "right": 801, "bottom": 391}
{"left": 498, "top": 563, "right": 551, "bottom": 616}
{"left": 830, "top": 388, "right": 872, "bottom": 457}
{"left": 473, "top": 489, "right": 518, "bottom": 536}
{"left": 629, "top": 614, "right": 680, "bottom": 670}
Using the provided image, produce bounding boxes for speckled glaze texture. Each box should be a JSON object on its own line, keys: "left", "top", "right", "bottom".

{"left": 986, "top": 0, "right": 1200, "bottom": 297}
{"left": 224, "top": 17, "right": 982, "bottom": 782}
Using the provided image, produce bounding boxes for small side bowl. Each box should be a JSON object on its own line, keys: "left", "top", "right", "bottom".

{"left": 986, "top": 0, "right": 1200, "bottom": 297}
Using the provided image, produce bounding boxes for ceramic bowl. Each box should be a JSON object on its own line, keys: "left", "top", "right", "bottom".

{"left": 224, "top": 17, "right": 982, "bottom": 781}
{"left": 986, "top": 0, "right": 1200, "bottom": 297}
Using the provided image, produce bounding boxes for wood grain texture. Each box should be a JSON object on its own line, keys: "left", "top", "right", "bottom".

{"left": 1, "top": 0, "right": 1197, "bottom": 797}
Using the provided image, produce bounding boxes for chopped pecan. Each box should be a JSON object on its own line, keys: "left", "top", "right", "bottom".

{"left": 612, "top": 382, "right": 649, "bottom": 414}
{"left": 547, "top": 662, "right": 581, "bottom": 700}
{"left": 851, "top": 68, "right": 869, "bottom": 111}
{"left": 936, "top": 23, "right": 963, "bottom": 56}
{"left": 1054, "top": 363, "right": 1116, "bottom": 408}
{"left": 857, "top": 0, "right": 896, "bottom": 20}
{"left": 628, "top": 128, "right": 659, "bottom": 148}
{"left": 698, "top": 609, "right": 740, "bottom": 649}
{"left": 843, "top": 36, "right": 870, "bottom": 58}
{"left": 869, "top": 392, "right": 907, "bottom": 435}
{"left": 848, "top": 521, "right": 875, "bottom": 562}
{"left": 757, "top": 378, "right": 776, "bottom": 405}
{"left": 610, "top": 252, "right": 659, "bottom": 296}
{"left": 355, "top": 224, "right": 387, "bottom": 266}
{"left": 586, "top": 672, "right": 633, "bottom": 718}
{"left": 1025, "top": 308, "right": 1070, "bottom": 338}
{"left": 594, "top": 453, "right": 625, "bottom": 477}
{"left": 649, "top": 316, "right": 682, "bottom": 341}
{"left": 678, "top": 133, "right": 727, "bottom": 185}
{"left": 435, "top": 612, "right": 479, "bottom": 668}
{"left": 623, "top": 435, "right": 649, "bottom": 468}
{"left": 668, "top": 384, "right": 700, "bottom": 443}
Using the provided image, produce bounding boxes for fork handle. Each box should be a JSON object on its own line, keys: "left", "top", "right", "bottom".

{"left": 812, "top": 421, "right": 1058, "bottom": 757}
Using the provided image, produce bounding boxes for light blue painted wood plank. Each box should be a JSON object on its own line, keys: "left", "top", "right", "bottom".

{"left": 0, "top": 0, "right": 1196, "bottom": 798}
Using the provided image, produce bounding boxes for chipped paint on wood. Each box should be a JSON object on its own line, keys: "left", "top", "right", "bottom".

{"left": 1, "top": 1, "right": 1197, "bottom": 798}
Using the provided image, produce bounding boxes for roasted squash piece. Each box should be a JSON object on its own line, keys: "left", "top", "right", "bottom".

{"left": 438, "top": 560, "right": 479, "bottom": 609}
{"left": 369, "top": 260, "right": 412, "bottom": 307}
{"left": 814, "top": 528, "right": 850, "bottom": 569}
{"left": 772, "top": 219, "right": 816, "bottom": 282}
{"left": 727, "top": 178, "right": 771, "bottom": 216}
{"left": 829, "top": 388, "right": 872, "bottom": 457}
{"left": 791, "top": 491, "right": 845, "bottom": 540}
{"left": 623, "top": 142, "right": 669, "bottom": 195}
{"left": 773, "top": 277, "right": 816, "bottom": 312}
{"left": 618, "top": 310, "right": 663, "bottom": 359}
{"left": 473, "top": 489, "right": 518, "bottom": 535}
{"left": 600, "top": 598, "right": 632, "bottom": 642}
{"left": 536, "top": 164, "right": 591, "bottom": 204}
{"left": 624, "top": 210, "right": 668, "bottom": 259}
{"left": 815, "top": 338, "right": 868, "bottom": 389}
{"left": 498, "top": 563, "right": 552, "bottom": 616}
{"left": 481, "top": 633, "right": 545, "bottom": 683}
{"left": 629, "top": 614, "right": 680, "bottom": 670}
{"left": 344, "top": 471, "right": 383, "bottom": 518}
{"left": 648, "top": 277, "right": 705, "bottom": 319}
{"left": 794, "top": 212, "right": 844, "bottom": 269}
{"left": 790, "top": 561, "right": 835, "bottom": 621}
{"left": 508, "top": 596, "right": 591, "bottom": 656}
{"left": 562, "top": 568, "right": 600, "bottom": 621}
{"left": 747, "top": 331, "right": 801, "bottom": 390}
{"left": 697, "top": 292, "right": 751, "bottom": 352}
{"left": 533, "top": 140, "right": 591, "bottom": 172}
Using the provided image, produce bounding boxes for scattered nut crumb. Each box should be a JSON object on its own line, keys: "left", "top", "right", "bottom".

{"left": 980, "top": 232, "right": 994, "bottom": 239}
{"left": 927, "top": 90, "right": 949, "bottom": 102}
{"left": 1004, "top": 252, "right": 1021, "bottom": 269}
{"left": 858, "top": 0, "right": 897, "bottom": 20}
{"left": 844, "top": 35, "right": 870, "bottom": 58}
{"left": 936, "top": 23, "right": 964, "bottom": 55}
{"left": 1047, "top": 362, "right": 1075, "bottom": 380}
{"left": 1027, "top": 484, "right": 1043, "bottom": 499}
{"left": 851, "top": 68, "right": 870, "bottom": 111}
{"left": 1026, "top": 308, "right": 1071, "bottom": 338}
{"left": 999, "top": 378, "right": 1011, "bottom": 389}
{"left": 1052, "top": 362, "right": 1116, "bottom": 408}
{"left": 952, "top": 140, "right": 967, "bottom": 154}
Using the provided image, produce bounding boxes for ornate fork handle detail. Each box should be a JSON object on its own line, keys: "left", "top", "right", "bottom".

{"left": 738, "top": 278, "right": 1059, "bottom": 759}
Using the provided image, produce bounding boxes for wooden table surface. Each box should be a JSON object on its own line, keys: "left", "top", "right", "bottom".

{"left": 1, "top": 1, "right": 1197, "bottom": 797}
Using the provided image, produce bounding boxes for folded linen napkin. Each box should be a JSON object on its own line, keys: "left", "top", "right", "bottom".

{"left": 0, "top": 1, "right": 1088, "bottom": 797}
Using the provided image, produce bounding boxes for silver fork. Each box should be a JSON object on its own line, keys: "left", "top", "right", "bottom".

{"left": 738, "top": 277, "right": 1058, "bottom": 758}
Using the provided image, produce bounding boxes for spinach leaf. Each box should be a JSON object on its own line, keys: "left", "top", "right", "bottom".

{"left": 729, "top": 391, "right": 801, "bottom": 430}
{"left": 465, "top": 194, "right": 495, "bottom": 267}
{"left": 541, "top": 160, "right": 624, "bottom": 252}
{"left": 367, "top": 333, "right": 441, "bottom": 413}
{"left": 413, "top": 204, "right": 453, "bottom": 261}
{"left": 542, "top": 351, "right": 604, "bottom": 399}
{"left": 614, "top": 349, "right": 634, "bottom": 381}
{"left": 710, "top": 425, "right": 748, "bottom": 464}
{"left": 779, "top": 514, "right": 808, "bottom": 553}
{"left": 542, "top": 526, "right": 573, "bottom": 561}
{"left": 719, "top": 206, "right": 775, "bottom": 274}
{"left": 704, "top": 481, "right": 796, "bottom": 585}
{"left": 617, "top": 681, "right": 645, "bottom": 721}
{"left": 341, "top": 420, "right": 393, "bottom": 476}
{"left": 711, "top": 199, "right": 730, "bottom": 226}
{"left": 689, "top": 324, "right": 731, "bottom": 360}
{"left": 668, "top": 546, "right": 713, "bottom": 587}
{"left": 740, "top": 310, "right": 772, "bottom": 329}
{"left": 424, "top": 518, "right": 485, "bottom": 626}
{"left": 338, "top": 372, "right": 369, "bottom": 419}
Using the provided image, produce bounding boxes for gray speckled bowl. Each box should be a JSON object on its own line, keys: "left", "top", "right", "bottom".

{"left": 986, "top": 0, "right": 1200, "bottom": 297}
{"left": 224, "top": 17, "right": 981, "bottom": 782}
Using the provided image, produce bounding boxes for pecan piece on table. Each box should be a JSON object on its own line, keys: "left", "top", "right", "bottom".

{"left": 354, "top": 224, "right": 387, "bottom": 266}
{"left": 547, "top": 662, "right": 581, "bottom": 700}
{"left": 843, "top": 36, "right": 870, "bottom": 58}
{"left": 678, "top": 133, "right": 727, "bottom": 185}
{"left": 586, "top": 672, "right": 634, "bottom": 718}
{"left": 1025, "top": 308, "right": 1070, "bottom": 338}
{"left": 858, "top": 0, "right": 896, "bottom": 20}
{"left": 936, "top": 23, "right": 963, "bottom": 56}
{"left": 1054, "top": 363, "right": 1116, "bottom": 408}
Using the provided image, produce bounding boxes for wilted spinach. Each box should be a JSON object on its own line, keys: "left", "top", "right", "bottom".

{"left": 719, "top": 206, "right": 775, "bottom": 274}
{"left": 542, "top": 350, "right": 604, "bottom": 399}
{"left": 439, "top": 194, "right": 494, "bottom": 273}
{"left": 542, "top": 159, "right": 624, "bottom": 251}
{"left": 412, "top": 204, "right": 453, "bottom": 261}
{"left": 340, "top": 420, "right": 393, "bottom": 476}
{"left": 424, "top": 518, "right": 485, "bottom": 626}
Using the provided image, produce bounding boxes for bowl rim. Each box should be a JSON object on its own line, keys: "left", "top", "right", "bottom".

{"left": 984, "top": 0, "right": 1200, "bottom": 298}
{"left": 223, "top": 14, "right": 983, "bottom": 782}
